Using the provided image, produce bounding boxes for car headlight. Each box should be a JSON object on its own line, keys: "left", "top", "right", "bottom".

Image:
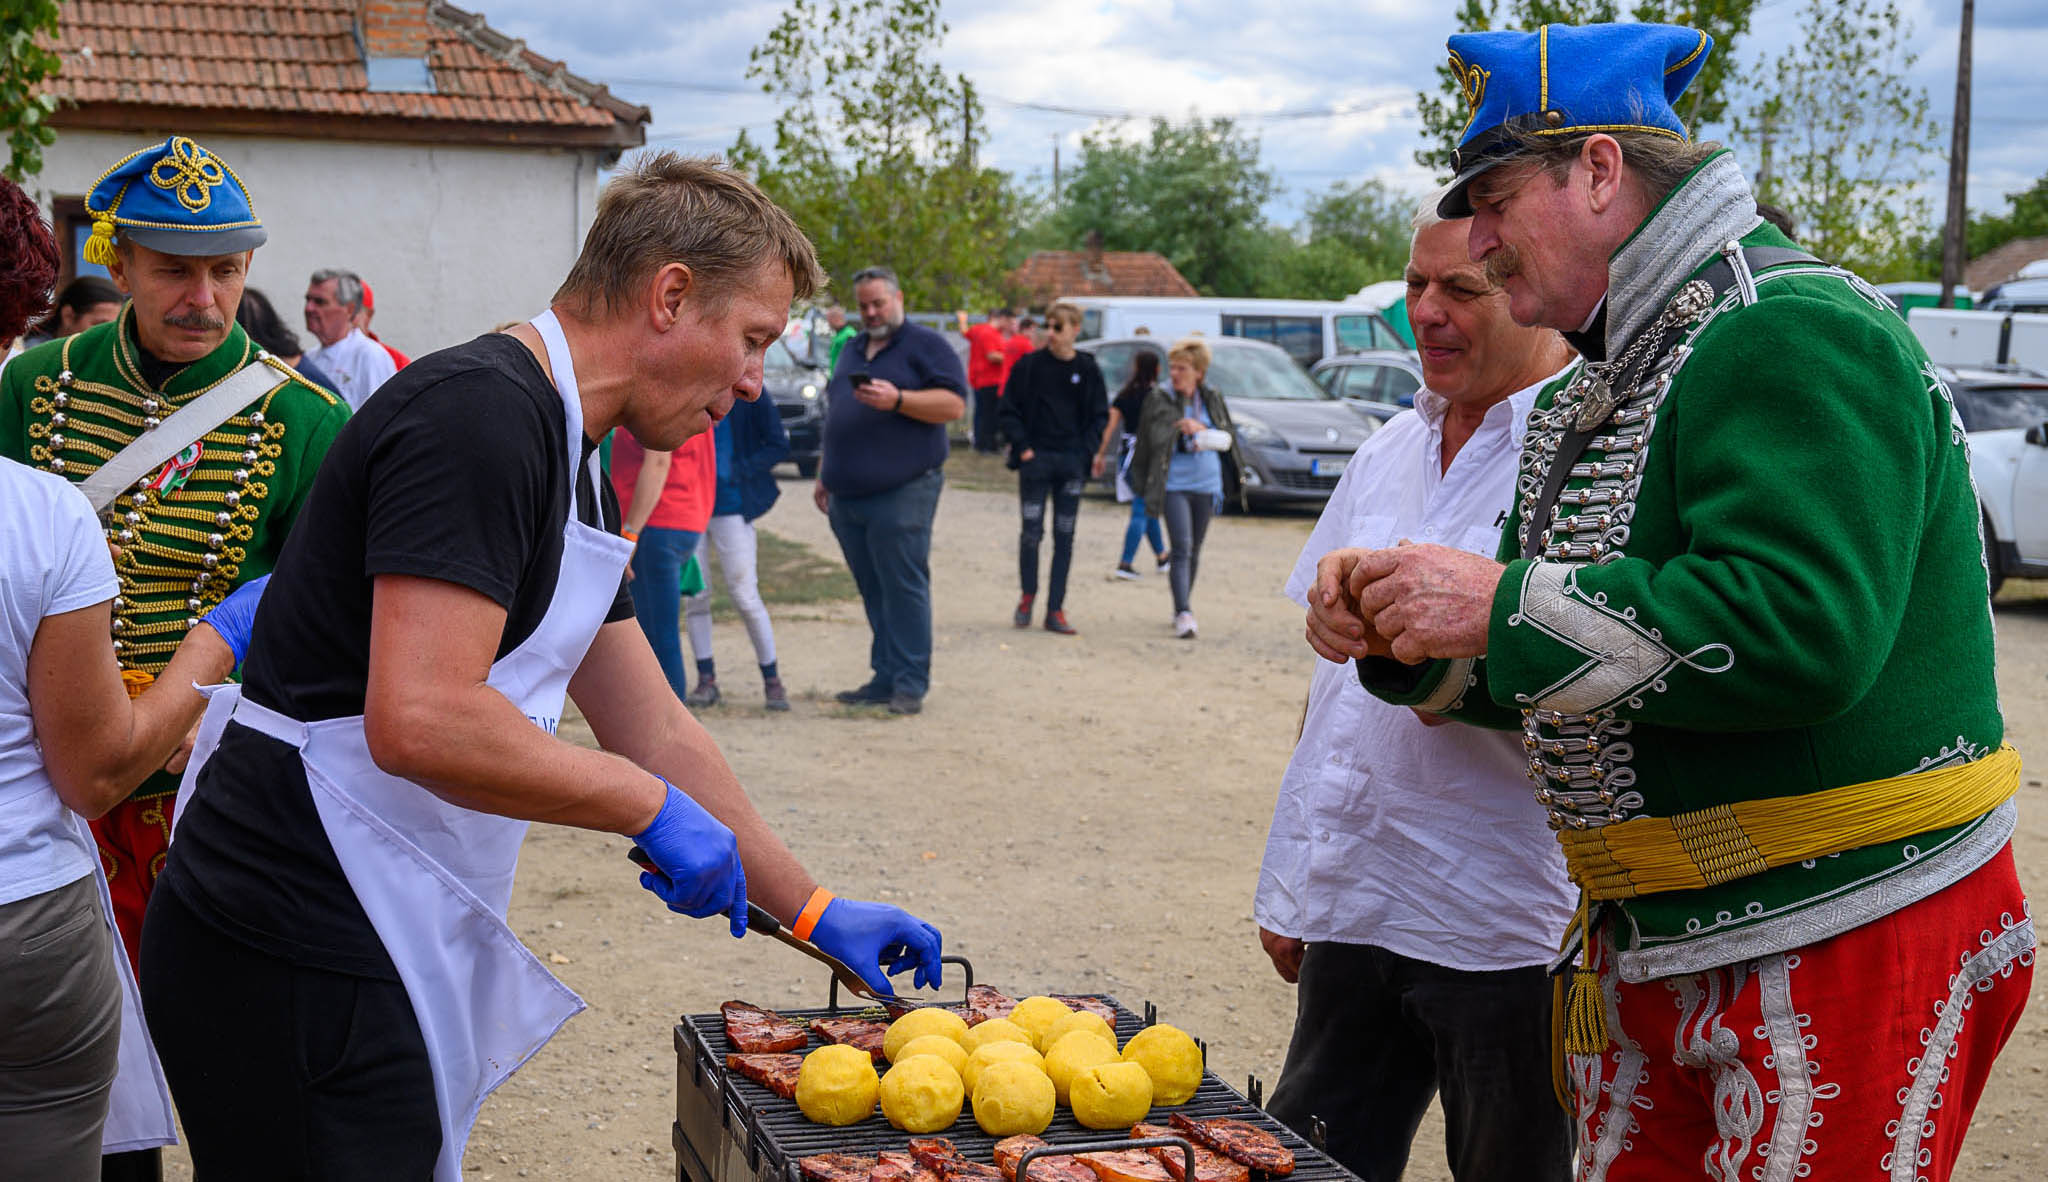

{"left": 801, "top": 383, "right": 818, "bottom": 400}
{"left": 1234, "top": 414, "right": 1283, "bottom": 447}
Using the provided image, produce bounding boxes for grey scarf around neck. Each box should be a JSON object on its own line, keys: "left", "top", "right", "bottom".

{"left": 1604, "top": 152, "right": 1761, "bottom": 358}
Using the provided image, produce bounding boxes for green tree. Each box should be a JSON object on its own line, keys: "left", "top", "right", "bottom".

{"left": 731, "top": 0, "right": 1018, "bottom": 308}
{"left": 1732, "top": 0, "right": 1941, "bottom": 280}
{"left": 1966, "top": 176, "right": 2048, "bottom": 259}
{"left": 1301, "top": 177, "right": 1414, "bottom": 279}
{"left": 1414, "top": 0, "right": 1760, "bottom": 174}
{"left": 1046, "top": 117, "right": 1278, "bottom": 296}
{"left": 1, "top": 0, "right": 63, "bottom": 180}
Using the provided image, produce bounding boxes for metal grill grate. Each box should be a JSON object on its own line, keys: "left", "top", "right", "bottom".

{"left": 671, "top": 995, "right": 1360, "bottom": 1182}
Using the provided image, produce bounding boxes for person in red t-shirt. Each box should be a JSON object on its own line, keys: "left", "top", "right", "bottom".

{"left": 964, "top": 307, "right": 1014, "bottom": 454}
{"left": 999, "top": 316, "right": 1035, "bottom": 393}
{"left": 610, "top": 429, "right": 716, "bottom": 702}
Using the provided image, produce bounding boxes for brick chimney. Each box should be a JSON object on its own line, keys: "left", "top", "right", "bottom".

{"left": 358, "top": 0, "right": 432, "bottom": 59}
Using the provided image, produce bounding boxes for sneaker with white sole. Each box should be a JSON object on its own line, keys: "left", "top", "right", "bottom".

{"left": 1173, "top": 610, "right": 1198, "bottom": 639}
{"left": 1110, "top": 565, "right": 1141, "bottom": 581}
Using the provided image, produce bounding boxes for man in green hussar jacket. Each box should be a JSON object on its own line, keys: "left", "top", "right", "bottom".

{"left": 1305, "top": 24, "right": 2031, "bottom": 1178}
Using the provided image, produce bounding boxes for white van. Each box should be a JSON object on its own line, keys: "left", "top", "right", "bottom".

{"left": 1063, "top": 296, "right": 1408, "bottom": 368}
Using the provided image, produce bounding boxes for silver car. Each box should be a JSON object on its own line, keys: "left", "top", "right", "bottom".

{"left": 1083, "top": 335, "right": 1376, "bottom": 507}
{"left": 1310, "top": 350, "right": 1425, "bottom": 423}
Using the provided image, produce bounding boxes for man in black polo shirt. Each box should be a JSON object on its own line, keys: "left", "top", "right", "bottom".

{"left": 813, "top": 266, "right": 968, "bottom": 715}
{"left": 997, "top": 301, "right": 1107, "bottom": 634}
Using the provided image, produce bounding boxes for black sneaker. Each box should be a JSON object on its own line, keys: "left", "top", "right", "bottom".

{"left": 763, "top": 678, "right": 791, "bottom": 712}
{"left": 887, "top": 692, "right": 924, "bottom": 715}
{"left": 1013, "top": 594, "right": 1033, "bottom": 628}
{"left": 1156, "top": 552, "right": 1173, "bottom": 573}
{"left": 834, "top": 683, "right": 890, "bottom": 705}
{"left": 1044, "top": 611, "right": 1077, "bottom": 635}
{"left": 685, "top": 678, "right": 720, "bottom": 707}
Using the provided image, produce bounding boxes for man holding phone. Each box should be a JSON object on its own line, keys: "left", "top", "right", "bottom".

{"left": 814, "top": 266, "right": 968, "bottom": 715}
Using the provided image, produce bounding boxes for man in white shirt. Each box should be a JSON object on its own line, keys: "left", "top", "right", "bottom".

{"left": 1254, "top": 191, "right": 1578, "bottom": 1182}
{"left": 303, "top": 267, "right": 397, "bottom": 410}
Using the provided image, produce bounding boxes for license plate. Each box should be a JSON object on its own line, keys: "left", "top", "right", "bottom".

{"left": 1310, "top": 458, "right": 1346, "bottom": 477}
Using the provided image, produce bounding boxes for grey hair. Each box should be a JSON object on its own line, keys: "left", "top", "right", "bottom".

{"left": 850, "top": 266, "right": 899, "bottom": 293}
{"left": 1412, "top": 185, "right": 1457, "bottom": 232}
{"left": 310, "top": 268, "right": 366, "bottom": 312}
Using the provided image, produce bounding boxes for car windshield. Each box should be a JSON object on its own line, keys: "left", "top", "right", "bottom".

{"left": 1955, "top": 382, "right": 2049, "bottom": 432}
{"left": 766, "top": 338, "right": 803, "bottom": 370}
{"left": 1209, "top": 345, "right": 1334, "bottom": 401}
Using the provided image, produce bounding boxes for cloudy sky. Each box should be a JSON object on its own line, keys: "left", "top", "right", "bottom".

{"left": 480, "top": 0, "right": 2047, "bottom": 229}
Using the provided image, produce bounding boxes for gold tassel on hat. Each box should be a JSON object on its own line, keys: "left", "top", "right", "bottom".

{"left": 84, "top": 216, "right": 119, "bottom": 267}
{"left": 1562, "top": 895, "right": 1608, "bottom": 1055}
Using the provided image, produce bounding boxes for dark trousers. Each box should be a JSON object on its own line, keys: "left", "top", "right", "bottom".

{"left": 1265, "top": 942, "right": 1571, "bottom": 1182}
{"left": 1018, "top": 452, "right": 1085, "bottom": 612}
{"left": 827, "top": 468, "right": 944, "bottom": 699}
{"left": 1161, "top": 491, "right": 1214, "bottom": 614}
{"left": 625, "top": 525, "right": 704, "bottom": 701}
{"left": 140, "top": 887, "right": 441, "bottom": 1180}
{"left": 972, "top": 385, "right": 1001, "bottom": 452}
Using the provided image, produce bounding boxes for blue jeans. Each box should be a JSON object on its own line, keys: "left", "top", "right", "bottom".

{"left": 1119, "top": 495, "right": 1165, "bottom": 567}
{"left": 627, "top": 525, "right": 702, "bottom": 701}
{"left": 827, "top": 468, "right": 943, "bottom": 698}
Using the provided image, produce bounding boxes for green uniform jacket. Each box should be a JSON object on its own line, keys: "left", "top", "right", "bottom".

{"left": 1128, "top": 382, "right": 1247, "bottom": 518}
{"left": 0, "top": 305, "right": 349, "bottom": 799}
{"left": 1359, "top": 155, "right": 2008, "bottom": 981}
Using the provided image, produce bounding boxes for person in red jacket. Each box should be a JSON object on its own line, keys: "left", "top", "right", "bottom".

{"left": 964, "top": 307, "right": 1014, "bottom": 453}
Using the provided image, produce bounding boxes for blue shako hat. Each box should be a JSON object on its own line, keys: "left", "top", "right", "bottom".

{"left": 82, "top": 136, "right": 267, "bottom": 265}
{"left": 1438, "top": 22, "right": 1712, "bottom": 217}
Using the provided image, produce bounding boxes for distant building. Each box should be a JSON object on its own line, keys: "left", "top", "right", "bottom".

{"left": 1010, "top": 233, "right": 1200, "bottom": 305}
{"left": 1965, "top": 237, "right": 2049, "bottom": 292}
{"left": 30, "top": 0, "right": 648, "bottom": 361}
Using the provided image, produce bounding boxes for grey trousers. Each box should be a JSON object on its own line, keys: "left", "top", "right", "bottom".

{"left": 0, "top": 873, "right": 121, "bottom": 1182}
{"left": 1161, "top": 490, "right": 1214, "bottom": 614}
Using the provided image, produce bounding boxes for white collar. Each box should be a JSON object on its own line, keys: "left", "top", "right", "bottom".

{"left": 1413, "top": 360, "right": 1576, "bottom": 430}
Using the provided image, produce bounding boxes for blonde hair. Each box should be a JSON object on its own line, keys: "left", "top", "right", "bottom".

{"left": 1168, "top": 337, "right": 1211, "bottom": 374}
{"left": 1046, "top": 300, "right": 1084, "bottom": 330}
{"left": 555, "top": 152, "right": 825, "bottom": 317}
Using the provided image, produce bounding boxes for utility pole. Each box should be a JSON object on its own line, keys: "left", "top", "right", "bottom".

{"left": 1051, "top": 134, "right": 1061, "bottom": 200}
{"left": 961, "top": 78, "right": 975, "bottom": 168}
{"left": 1755, "top": 110, "right": 1776, "bottom": 195}
{"left": 1939, "top": 0, "right": 1974, "bottom": 308}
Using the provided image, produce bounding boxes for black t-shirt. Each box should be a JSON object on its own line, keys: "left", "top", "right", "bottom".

{"left": 997, "top": 348, "right": 1108, "bottom": 457}
{"left": 162, "top": 332, "right": 635, "bottom": 976}
{"left": 1112, "top": 386, "right": 1152, "bottom": 436}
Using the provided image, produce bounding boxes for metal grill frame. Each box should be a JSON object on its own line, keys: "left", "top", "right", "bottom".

{"left": 670, "top": 992, "right": 1359, "bottom": 1182}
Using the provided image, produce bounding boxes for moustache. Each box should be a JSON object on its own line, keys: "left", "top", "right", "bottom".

{"left": 163, "top": 311, "right": 225, "bottom": 331}
{"left": 1482, "top": 245, "right": 1522, "bottom": 287}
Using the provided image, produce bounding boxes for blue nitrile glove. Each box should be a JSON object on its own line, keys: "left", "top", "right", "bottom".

{"left": 199, "top": 574, "right": 268, "bottom": 665}
{"left": 633, "top": 778, "right": 749, "bottom": 938}
{"left": 809, "top": 898, "right": 945, "bottom": 996}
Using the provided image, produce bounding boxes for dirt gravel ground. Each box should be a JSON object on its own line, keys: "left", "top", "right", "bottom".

{"left": 162, "top": 466, "right": 2046, "bottom": 1181}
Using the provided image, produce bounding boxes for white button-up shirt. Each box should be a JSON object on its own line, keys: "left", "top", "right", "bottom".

{"left": 1254, "top": 370, "right": 1578, "bottom": 970}
{"left": 307, "top": 327, "right": 397, "bottom": 412}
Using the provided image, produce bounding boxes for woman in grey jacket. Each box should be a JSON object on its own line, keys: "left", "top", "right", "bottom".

{"left": 1127, "top": 337, "right": 1245, "bottom": 638}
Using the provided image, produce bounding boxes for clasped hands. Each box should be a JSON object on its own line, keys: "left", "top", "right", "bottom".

{"left": 1303, "top": 542, "right": 1504, "bottom": 666}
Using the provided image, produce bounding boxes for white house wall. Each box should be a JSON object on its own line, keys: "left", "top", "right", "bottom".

{"left": 31, "top": 131, "right": 602, "bottom": 361}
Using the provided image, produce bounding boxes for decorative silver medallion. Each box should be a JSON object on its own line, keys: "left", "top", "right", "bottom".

{"left": 1573, "top": 371, "right": 1620, "bottom": 430}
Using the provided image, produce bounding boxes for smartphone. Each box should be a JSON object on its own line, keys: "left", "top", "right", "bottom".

{"left": 847, "top": 371, "right": 872, "bottom": 387}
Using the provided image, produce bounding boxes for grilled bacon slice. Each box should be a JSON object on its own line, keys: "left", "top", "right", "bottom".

{"left": 1165, "top": 1116, "right": 1294, "bottom": 1177}
{"left": 1048, "top": 995, "right": 1119, "bottom": 1026}
{"left": 800, "top": 1155, "right": 879, "bottom": 1182}
{"left": 1131, "top": 1124, "right": 1249, "bottom": 1182}
{"left": 722, "top": 1000, "right": 810, "bottom": 1053}
{"left": 871, "top": 1151, "right": 943, "bottom": 1182}
{"left": 724, "top": 1053, "right": 803, "bottom": 1099}
{"left": 963, "top": 984, "right": 1017, "bottom": 1027}
{"left": 1080, "top": 1150, "right": 1174, "bottom": 1182}
{"left": 994, "top": 1136, "right": 1098, "bottom": 1182}
{"left": 809, "top": 1016, "right": 889, "bottom": 1062}
{"left": 909, "top": 1138, "right": 965, "bottom": 1173}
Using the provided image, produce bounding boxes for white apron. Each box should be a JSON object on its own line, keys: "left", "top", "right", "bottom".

{"left": 71, "top": 815, "right": 177, "bottom": 1153}
{"left": 171, "top": 310, "right": 631, "bottom": 1181}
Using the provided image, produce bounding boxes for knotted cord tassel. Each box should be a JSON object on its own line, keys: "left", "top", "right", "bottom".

{"left": 84, "top": 217, "right": 119, "bottom": 267}
{"left": 1562, "top": 897, "right": 1608, "bottom": 1055}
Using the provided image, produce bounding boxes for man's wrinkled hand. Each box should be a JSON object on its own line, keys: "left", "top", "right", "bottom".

{"left": 1258, "top": 926, "right": 1306, "bottom": 984}
{"left": 1303, "top": 549, "right": 1393, "bottom": 663}
{"left": 1349, "top": 543, "right": 1503, "bottom": 664}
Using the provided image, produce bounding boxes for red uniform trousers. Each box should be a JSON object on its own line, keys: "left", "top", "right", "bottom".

{"left": 1571, "top": 843, "right": 2032, "bottom": 1182}
{"left": 90, "top": 792, "right": 176, "bottom": 976}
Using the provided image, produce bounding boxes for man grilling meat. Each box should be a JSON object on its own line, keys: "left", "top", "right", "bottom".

{"left": 1259, "top": 192, "right": 1579, "bottom": 1181}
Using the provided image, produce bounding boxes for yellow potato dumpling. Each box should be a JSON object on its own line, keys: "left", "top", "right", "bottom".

{"left": 1042, "top": 1030, "right": 1120, "bottom": 1105}
{"left": 1006, "top": 996, "right": 1074, "bottom": 1051}
{"left": 1121, "top": 1024, "right": 1203, "bottom": 1106}
{"left": 795, "top": 1044, "right": 881, "bottom": 1126}
{"left": 1042, "top": 1010, "right": 1118, "bottom": 1055}
{"left": 972, "top": 1059, "right": 1056, "bottom": 1136}
{"left": 1068, "top": 1061, "right": 1155, "bottom": 1129}
{"left": 962, "top": 1017, "right": 1034, "bottom": 1054}
{"left": 962, "top": 1040, "right": 1045, "bottom": 1096}
{"left": 880, "top": 1054, "right": 966, "bottom": 1133}
{"left": 885, "top": 1008, "right": 972, "bottom": 1061}
{"left": 899, "top": 1034, "right": 969, "bottom": 1078}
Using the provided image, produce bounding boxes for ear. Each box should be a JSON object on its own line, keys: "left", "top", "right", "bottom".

{"left": 1581, "top": 135, "right": 1626, "bottom": 215}
{"left": 651, "top": 263, "right": 693, "bottom": 332}
{"left": 105, "top": 247, "right": 134, "bottom": 296}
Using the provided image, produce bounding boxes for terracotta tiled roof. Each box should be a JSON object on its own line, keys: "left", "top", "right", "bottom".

{"left": 1965, "top": 237, "right": 2048, "bottom": 292}
{"left": 43, "top": 1, "right": 646, "bottom": 149}
{"left": 1011, "top": 250, "right": 1201, "bottom": 302}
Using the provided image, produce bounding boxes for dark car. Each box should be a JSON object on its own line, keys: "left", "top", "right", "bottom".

{"left": 764, "top": 337, "right": 824, "bottom": 477}
{"left": 1082, "top": 335, "right": 1376, "bottom": 508}
{"left": 1309, "top": 350, "right": 1425, "bottom": 423}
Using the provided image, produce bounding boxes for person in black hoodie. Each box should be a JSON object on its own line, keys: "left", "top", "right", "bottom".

{"left": 997, "top": 301, "right": 1107, "bottom": 634}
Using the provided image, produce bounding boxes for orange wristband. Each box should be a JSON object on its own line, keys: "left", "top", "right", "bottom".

{"left": 792, "top": 887, "right": 836, "bottom": 941}
{"left": 621, "top": 527, "right": 640, "bottom": 542}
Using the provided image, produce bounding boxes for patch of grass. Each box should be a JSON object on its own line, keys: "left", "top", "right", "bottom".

{"left": 699, "top": 527, "right": 858, "bottom": 619}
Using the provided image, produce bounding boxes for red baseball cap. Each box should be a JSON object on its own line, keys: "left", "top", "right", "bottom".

{"left": 360, "top": 281, "right": 376, "bottom": 312}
